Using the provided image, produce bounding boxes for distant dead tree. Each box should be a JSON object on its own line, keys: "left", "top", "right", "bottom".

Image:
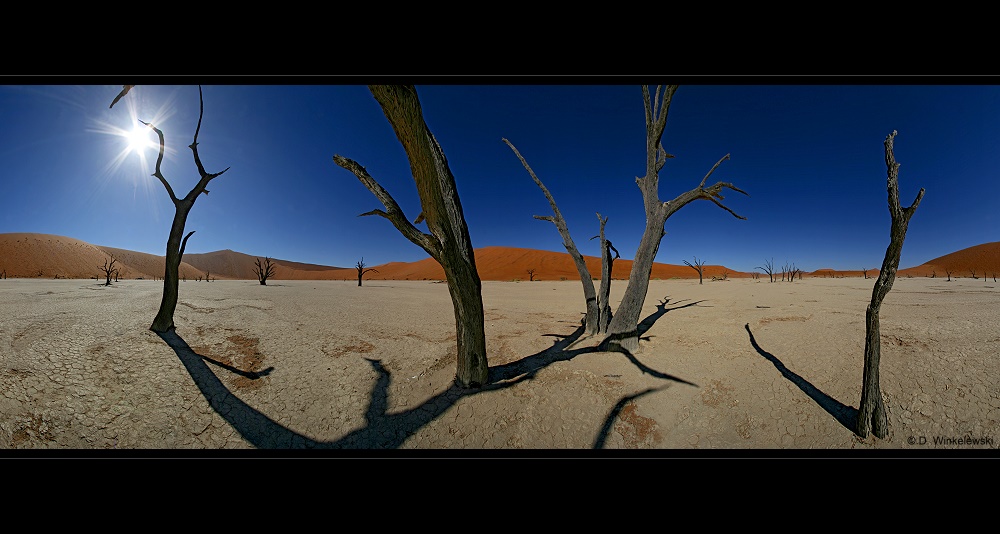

{"left": 526, "top": 269, "right": 536, "bottom": 282}
{"left": 945, "top": 269, "right": 953, "bottom": 281}
{"left": 713, "top": 269, "right": 729, "bottom": 281}
{"left": 750, "top": 271, "right": 759, "bottom": 281}
{"left": 862, "top": 268, "right": 869, "bottom": 279}
{"left": 786, "top": 263, "right": 800, "bottom": 282}
{"left": 504, "top": 137, "right": 602, "bottom": 335}
{"left": 757, "top": 258, "right": 775, "bottom": 283}
{"left": 334, "top": 85, "right": 488, "bottom": 388}
{"left": 356, "top": 257, "right": 378, "bottom": 286}
{"left": 683, "top": 256, "right": 707, "bottom": 284}
{"left": 100, "top": 256, "right": 118, "bottom": 286}
{"left": 991, "top": 271, "right": 997, "bottom": 282}
{"left": 110, "top": 85, "right": 230, "bottom": 333}
{"left": 857, "top": 130, "right": 925, "bottom": 440}
{"left": 929, "top": 269, "right": 935, "bottom": 278}
{"left": 602, "top": 85, "right": 748, "bottom": 354}
{"left": 254, "top": 257, "right": 276, "bottom": 286}
{"left": 969, "top": 268, "right": 978, "bottom": 280}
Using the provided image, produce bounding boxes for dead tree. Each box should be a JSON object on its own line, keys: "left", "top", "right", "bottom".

{"left": 100, "top": 256, "right": 118, "bottom": 286}
{"left": 111, "top": 85, "right": 230, "bottom": 333}
{"left": 757, "top": 258, "right": 775, "bottom": 283}
{"left": 356, "top": 257, "right": 378, "bottom": 286}
{"left": 862, "top": 268, "right": 869, "bottom": 279}
{"left": 945, "top": 269, "right": 953, "bottom": 282}
{"left": 254, "top": 257, "right": 276, "bottom": 285}
{"left": 334, "top": 85, "right": 488, "bottom": 388}
{"left": 683, "top": 256, "right": 707, "bottom": 284}
{"left": 603, "top": 85, "right": 748, "bottom": 353}
{"left": 590, "top": 213, "right": 619, "bottom": 333}
{"left": 504, "top": 137, "right": 601, "bottom": 335}
{"left": 857, "top": 130, "right": 925, "bottom": 440}
{"left": 526, "top": 269, "right": 536, "bottom": 282}
{"left": 969, "top": 268, "right": 978, "bottom": 280}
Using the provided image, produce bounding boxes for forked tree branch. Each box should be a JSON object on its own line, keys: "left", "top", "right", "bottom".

{"left": 179, "top": 230, "right": 195, "bottom": 261}
{"left": 333, "top": 154, "right": 439, "bottom": 258}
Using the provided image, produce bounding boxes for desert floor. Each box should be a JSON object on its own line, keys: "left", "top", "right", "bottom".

{"left": 1, "top": 275, "right": 998, "bottom": 455}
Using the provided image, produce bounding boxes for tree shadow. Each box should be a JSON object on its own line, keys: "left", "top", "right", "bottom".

{"left": 155, "top": 304, "right": 701, "bottom": 450}
{"left": 601, "top": 297, "right": 707, "bottom": 350}
{"left": 592, "top": 386, "right": 669, "bottom": 449}
{"left": 638, "top": 298, "right": 707, "bottom": 337}
{"left": 743, "top": 323, "right": 857, "bottom": 431}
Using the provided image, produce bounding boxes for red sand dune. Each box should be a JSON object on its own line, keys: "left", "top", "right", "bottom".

{"left": 365, "top": 246, "right": 749, "bottom": 282}
{"left": 0, "top": 233, "right": 202, "bottom": 280}
{"left": 3, "top": 233, "right": 999, "bottom": 283}
{"left": 180, "top": 250, "right": 353, "bottom": 281}
{"left": 897, "top": 241, "right": 1000, "bottom": 279}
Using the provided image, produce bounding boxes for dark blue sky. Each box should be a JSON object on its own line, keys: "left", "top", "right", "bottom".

{"left": 1, "top": 81, "right": 996, "bottom": 272}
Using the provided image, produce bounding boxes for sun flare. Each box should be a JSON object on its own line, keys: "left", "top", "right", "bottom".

{"left": 127, "top": 123, "right": 156, "bottom": 154}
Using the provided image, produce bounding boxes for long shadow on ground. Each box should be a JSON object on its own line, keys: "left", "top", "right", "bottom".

{"left": 743, "top": 323, "right": 857, "bottom": 431}
{"left": 156, "top": 298, "right": 700, "bottom": 450}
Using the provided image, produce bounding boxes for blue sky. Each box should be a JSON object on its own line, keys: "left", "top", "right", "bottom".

{"left": 0, "top": 79, "right": 996, "bottom": 273}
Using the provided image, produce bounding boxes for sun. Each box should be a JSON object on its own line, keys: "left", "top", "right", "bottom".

{"left": 126, "top": 123, "right": 156, "bottom": 154}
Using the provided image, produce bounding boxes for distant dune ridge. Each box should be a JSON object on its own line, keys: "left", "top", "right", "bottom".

{"left": 1, "top": 232, "right": 998, "bottom": 282}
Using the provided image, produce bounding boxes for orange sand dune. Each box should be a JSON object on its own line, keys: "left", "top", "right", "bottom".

{"left": 898, "top": 241, "right": 1000, "bottom": 279}
{"left": 181, "top": 250, "right": 352, "bottom": 281}
{"left": 0, "top": 233, "right": 199, "bottom": 280}
{"left": 366, "top": 246, "right": 749, "bottom": 282}
{"left": 6, "top": 232, "right": 999, "bottom": 283}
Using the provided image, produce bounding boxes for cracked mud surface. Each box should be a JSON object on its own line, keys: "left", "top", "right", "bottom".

{"left": 2, "top": 277, "right": 997, "bottom": 455}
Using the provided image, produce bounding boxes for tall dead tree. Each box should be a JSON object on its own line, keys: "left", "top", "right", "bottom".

{"left": 334, "top": 85, "right": 488, "bottom": 388}
{"left": 603, "top": 85, "right": 748, "bottom": 353}
{"left": 526, "top": 269, "right": 536, "bottom": 281}
{"left": 111, "top": 85, "right": 230, "bottom": 333}
{"left": 356, "top": 257, "right": 378, "bottom": 286}
{"left": 254, "top": 257, "right": 276, "bottom": 285}
{"left": 504, "top": 137, "right": 602, "bottom": 335}
{"left": 857, "top": 130, "right": 925, "bottom": 440}
{"left": 590, "top": 213, "right": 619, "bottom": 333}
{"left": 100, "top": 255, "right": 118, "bottom": 286}
{"left": 683, "top": 256, "right": 707, "bottom": 284}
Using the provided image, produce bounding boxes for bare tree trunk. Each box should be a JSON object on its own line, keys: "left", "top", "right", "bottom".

{"left": 504, "top": 138, "right": 600, "bottom": 334}
{"left": 593, "top": 213, "right": 618, "bottom": 334}
{"left": 603, "top": 86, "right": 748, "bottom": 353}
{"left": 335, "top": 85, "right": 487, "bottom": 388}
{"left": 112, "top": 86, "right": 230, "bottom": 333}
{"left": 857, "top": 130, "right": 925, "bottom": 440}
